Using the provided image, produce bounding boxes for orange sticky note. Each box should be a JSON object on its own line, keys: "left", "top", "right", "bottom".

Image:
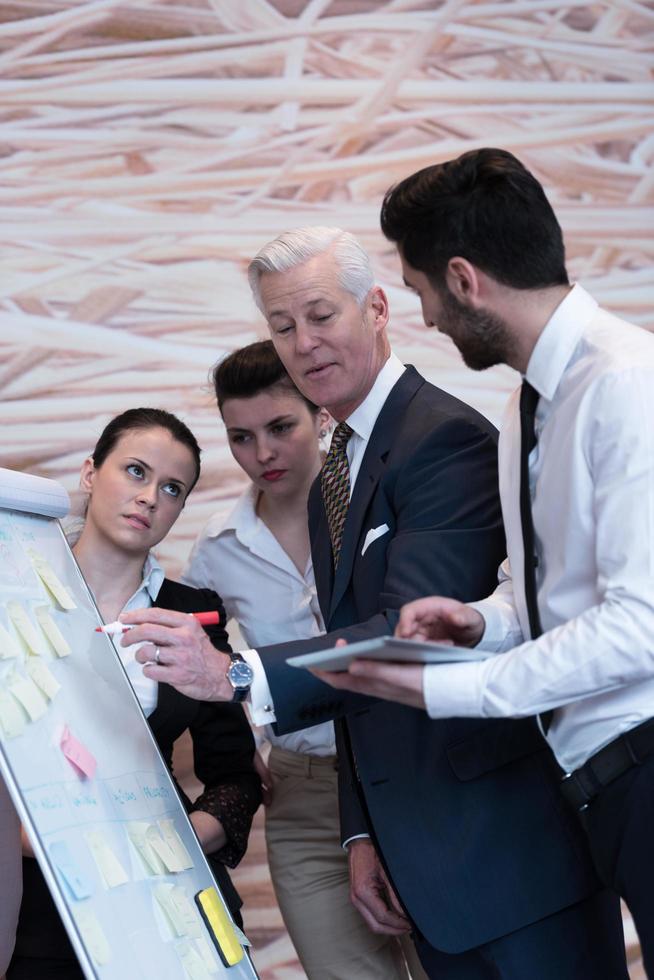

{"left": 60, "top": 725, "right": 97, "bottom": 780}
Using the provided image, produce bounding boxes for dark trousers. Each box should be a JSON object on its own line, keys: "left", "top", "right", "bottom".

{"left": 579, "top": 753, "right": 654, "bottom": 978}
{"left": 414, "top": 889, "right": 627, "bottom": 980}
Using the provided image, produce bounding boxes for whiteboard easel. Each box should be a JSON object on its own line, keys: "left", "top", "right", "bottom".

{"left": 0, "top": 468, "right": 258, "bottom": 980}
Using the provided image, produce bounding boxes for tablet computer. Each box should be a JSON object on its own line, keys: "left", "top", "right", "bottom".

{"left": 286, "top": 635, "right": 493, "bottom": 672}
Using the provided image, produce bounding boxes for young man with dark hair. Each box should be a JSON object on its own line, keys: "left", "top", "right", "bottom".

{"left": 323, "top": 147, "right": 654, "bottom": 974}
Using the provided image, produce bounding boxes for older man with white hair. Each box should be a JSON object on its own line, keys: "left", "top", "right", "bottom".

{"left": 133, "top": 226, "right": 626, "bottom": 979}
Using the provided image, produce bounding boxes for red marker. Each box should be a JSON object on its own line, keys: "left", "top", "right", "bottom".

{"left": 95, "top": 610, "right": 220, "bottom": 635}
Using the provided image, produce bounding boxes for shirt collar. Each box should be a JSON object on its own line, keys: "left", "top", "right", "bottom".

{"left": 142, "top": 551, "right": 166, "bottom": 602}
{"left": 346, "top": 352, "right": 406, "bottom": 441}
{"left": 525, "top": 283, "right": 598, "bottom": 402}
{"left": 200, "top": 483, "right": 262, "bottom": 545}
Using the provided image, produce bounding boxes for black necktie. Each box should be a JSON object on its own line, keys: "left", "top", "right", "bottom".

{"left": 519, "top": 380, "right": 542, "bottom": 640}
{"left": 520, "top": 381, "right": 552, "bottom": 732}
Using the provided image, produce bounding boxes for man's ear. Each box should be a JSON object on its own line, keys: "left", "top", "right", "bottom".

{"left": 367, "top": 285, "right": 390, "bottom": 331}
{"left": 79, "top": 457, "right": 96, "bottom": 494}
{"left": 445, "top": 257, "right": 481, "bottom": 307}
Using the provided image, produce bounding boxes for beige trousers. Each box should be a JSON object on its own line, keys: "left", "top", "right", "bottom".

{"left": 265, "top": 746, "right": 427, "bottom": 980}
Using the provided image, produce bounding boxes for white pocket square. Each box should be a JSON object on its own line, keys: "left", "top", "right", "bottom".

{"left": 361, "top": 524, "right": 390, "bottom": 557}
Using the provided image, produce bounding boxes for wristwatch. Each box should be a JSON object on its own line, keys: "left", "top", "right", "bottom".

{"left": 225, "top": 652, "right": 254, "bottom": 703}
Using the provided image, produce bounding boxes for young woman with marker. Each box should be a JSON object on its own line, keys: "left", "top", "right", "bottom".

{"left": 9, "top": 408, "right": 261, "bottom": 980}
{"left": 184, "top": 342, "right": 423, "bottom": 980}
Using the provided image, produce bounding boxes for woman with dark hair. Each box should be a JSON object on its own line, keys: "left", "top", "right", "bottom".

{"left": 184, "top": 342, "right": 424, "bottom": 980}
{"left": 9, "top": 407, "right": 261, "bottom": 980}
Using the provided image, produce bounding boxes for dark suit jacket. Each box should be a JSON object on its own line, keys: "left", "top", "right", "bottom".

{"left": 256, "top": 366, "right": 599, "bottom": 954}
{"left": 10, "top": 580, "right": 260, "bottom": 976}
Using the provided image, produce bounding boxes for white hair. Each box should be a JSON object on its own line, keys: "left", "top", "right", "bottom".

{"left": 247, "top": 226, "right": 375, "bottom": 313}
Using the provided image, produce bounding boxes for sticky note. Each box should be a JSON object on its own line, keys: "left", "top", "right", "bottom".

{"left": 147, "top": 824, "right": 186, "bottom": 874}
{"left": 176, "top": 940, "right": 214, "bottom": 980}
{"left": 127, "top": 822, "right": 166, "bottom": 875}
{"left": 85, "top": 829, "right": 129, "bottom": 888}
{"left": 28, "top": 550, "right": 77, "bottom": 610}
{"left": 194, "top": 886, "right": 243, "bottom": 967}
{"left": 194, "top": 936, "right": 220, "bottom": 973}
{"left": 34, "top": 606, "right": 71, "bottom": 658}
{"left": 74, "top": 907, "right": 111, "bottom": 966}
{"left": 27, "top": 659, "right": 61, "bottom": 701}
{"left": 155, "top": 884, "right": 189, "bottom": 937}
{"left": 231, "top": 923, "right": 251, "bottom": 948}
{"left": 0, "top": 689, "right": 27, "bottom": 738}
{"left": 170, "top": 887, "right": 202, "bottom": 939}
{"left": 8, "top": 672, "right": 48, "bottom": 721}
{"left": 49, "top": 840, "right": 93, "bottom": 900}
{"left": 159, "top": 819, "right": 194, "bottom": 871}
{"left": 61, "top": 725, "right": 97, "bottom": 779}
{"left": 0, "top": 621, "right": 22, "bottom": 660}
{"left": 6, "top": 601, "right": 47, "bottom": 656}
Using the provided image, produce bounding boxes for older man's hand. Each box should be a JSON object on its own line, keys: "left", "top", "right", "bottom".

{"left": 348, "top": 838, "right": 411, "bottom": 935}
{"left": 126, "top": 607, "right": 234, "bottom": 701}
{"left": 314, "top": 658, "right": 426, "bottom": 709}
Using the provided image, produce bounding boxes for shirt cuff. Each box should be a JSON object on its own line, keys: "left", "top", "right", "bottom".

{"left": 342, "top": 833, "right": 371, "bottom": 851}
{"left": 422, "top": 661, "right": 487, "bottom": 719}
{"left": 469, "top": 599, "right": 523, "bottom": 653}
{"left": 242, "top": 650, "right": 277, "bottom": 726}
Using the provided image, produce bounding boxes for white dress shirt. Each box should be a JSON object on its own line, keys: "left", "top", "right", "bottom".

{"left": 64, "top": 519, "right": 163, "bottom": 717}
{"left": 423, "top": 284, "right": 654, "bottom": 772}
{"left": 113, "top": 552, "right": 164, "bottom": 717}
{"left": 240, "top": 353, "right": 407, "bottom": 726}
{"left": 182, "top": 485, "right": 334, "bottom": 754}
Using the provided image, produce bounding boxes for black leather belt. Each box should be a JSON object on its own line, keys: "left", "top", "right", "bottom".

{"left": 560, "top": 717, "right": 654, "bottom": 811}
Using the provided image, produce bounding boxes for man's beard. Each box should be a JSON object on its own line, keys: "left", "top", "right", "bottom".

{"left": 440, "top": 289, "right": 514, "bottom": 371}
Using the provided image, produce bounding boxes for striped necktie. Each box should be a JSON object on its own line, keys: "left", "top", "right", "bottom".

{"left": 321, "top": 421, "right": 353, "bottom": 567}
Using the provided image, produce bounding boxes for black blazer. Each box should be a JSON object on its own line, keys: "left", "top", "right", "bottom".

{"left": 152, "top": 578, "right": 261, "bottom": 912}
{"left": 254, "top": 367, "right": 600, "bottom": 954}
{"left": 10, "top": 580, "right": 260, "bottom": 976}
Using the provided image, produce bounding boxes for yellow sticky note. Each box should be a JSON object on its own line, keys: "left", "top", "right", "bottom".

{"left": 194, "top": 887, "right": 243, "bottom": 967}
{"left": 7, "top": 672, "right": 48, "bottom": 721}
{"left": 194, "top": 936, "right": 219, "bottom": 974}
{"left": 85, "top": 830, "right": 129, "bottom": 889}
{"left": 74, "top": 907, "right": 111, "bottom": 966}
{"left": 0, "top": 621, "right": 22, "bottom": 660}
{"left": 0, "top": 689, "right": 27, "bottom": 738}
{"left": 171, "top": 887, "right": 202, "bottom": 939}
{"left": 6, "top": 602, "right": 47, "bottom": 656}
{"left": 127, "top": 822, "right": 166, "bottom": 876}
{"left": 28, "top": 551, "right": 77, "bottom": 610}
{"left": 147, "top": 824, "right": 186, "bottom": 874}
{"left": 176, "top": 940, "right": 214, "bottom": 980}
{"left": 159, "top": 819, "right": 194, "bottom": 871}
{"left": 27, "top": 659, "right": 61, "bottom": 701}
{"left": 155, "top": 883, "right": 188, "bottom": 938}
{"left": 34, "top": 606, "right": 71, "bottom": 658}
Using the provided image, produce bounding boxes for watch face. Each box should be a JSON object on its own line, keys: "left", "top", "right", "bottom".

{"left": 228, "top": 659, "right": 254, "bottom": 690}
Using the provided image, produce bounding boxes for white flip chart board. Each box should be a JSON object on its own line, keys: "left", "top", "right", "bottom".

{"left": 0, "top": 468, "right": 258, "bottom": 980}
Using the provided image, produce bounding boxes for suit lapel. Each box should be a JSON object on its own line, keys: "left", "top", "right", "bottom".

{"left": 328, "top": 367, "right": 423, "bottom": 619}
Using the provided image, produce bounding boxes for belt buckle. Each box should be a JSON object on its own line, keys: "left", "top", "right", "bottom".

{"left": 561, "top": 770, "right": 591, "bottom": 812}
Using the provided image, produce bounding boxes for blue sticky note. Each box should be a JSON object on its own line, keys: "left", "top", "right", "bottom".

{"left": 49, "top": 840, "right": 93, "bottom": 900}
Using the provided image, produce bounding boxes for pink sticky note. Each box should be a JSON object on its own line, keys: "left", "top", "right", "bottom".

{"left": 60, "top": 725, "right": 97, "bottom": 780}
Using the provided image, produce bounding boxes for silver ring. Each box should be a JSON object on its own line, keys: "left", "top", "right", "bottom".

{"left": 154, "top": 647, "right": 161, "bottom": 665}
